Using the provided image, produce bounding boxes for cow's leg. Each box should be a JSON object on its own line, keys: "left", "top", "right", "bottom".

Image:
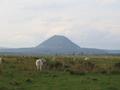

{"left": 36, "top": 64, "right": 39, "bottom": 71}
{"left": 36, "top": 66, "right": 38, "bottom": 70}
{"left": 40, "top": 65, "right": 42, "bottom": 71}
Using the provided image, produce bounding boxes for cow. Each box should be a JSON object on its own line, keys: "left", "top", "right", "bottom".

{"left": 84, "top": 57, "right": 89, "bottom": 61}
{"left": 36, "top": 58, "right": 46, "bottom": 71}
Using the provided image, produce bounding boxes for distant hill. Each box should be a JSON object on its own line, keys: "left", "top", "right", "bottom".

{"left": 0, "top": 47, "right": 7, "bottom": 49}
{"left": 106, "top": 50, "right": 120, "bottom": 55}
{"left": 35, "top": 35, "right": 81, "bottom": 54}
{"left": 36, "top": 35, "right": 80, "bottom": 49}
{"left": 0, "top": 35, "right": 119, "bottom": 56}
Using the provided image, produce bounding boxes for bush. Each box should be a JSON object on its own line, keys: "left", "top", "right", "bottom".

{"left": 99, "top": 69, "right": 108, "bottom": 74}
{"left": 110, "top": 62, "right": 120, "bottom": 74}
{"left": 73, "top": 61, "right": 96, "bottom": 72}
{"left": 68, "top": 61, "right": 96, "bottom": 75}
{"left": 114, "top": 62, "right": 120, "bottom": 69}
{"left": 110, "top": 68, "right": 120, "bottom": 74}
{"left": 46, "top": 60, "right": 64, "bottom": 70}
{"left": 82, "top": 61, "right": 96, "bottom": 72}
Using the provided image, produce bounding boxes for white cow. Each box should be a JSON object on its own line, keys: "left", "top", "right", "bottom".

{"left": 0, "top": 57, "right": 2, "bottom": 64}
{"left": 36, "top": 58, "right": 46, "bottom": 71}
{"left": 84, "top": 57, "right": 89, "bottom": 61}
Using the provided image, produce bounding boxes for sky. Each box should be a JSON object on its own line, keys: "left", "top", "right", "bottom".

{"left": 0, "top": 0, "right": 120, "bottom": 49}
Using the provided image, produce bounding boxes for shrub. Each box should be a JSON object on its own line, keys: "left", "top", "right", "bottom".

{"left": 99, "top": 69, "right": 108, "bottom": 74}
{"left": 76, "top": 61, "right": 96, "bottom": 72}
{"left": 114, "top": 62, "right": 120, "bottom": 69}
{"left": 111, "top": 62, "right": 120, "bottom": 74}
{"left": 68, "top": 61, "right": 96, "bottom": 75}
{"left": 46, "top": 60, "right": 64, "bottom": 70}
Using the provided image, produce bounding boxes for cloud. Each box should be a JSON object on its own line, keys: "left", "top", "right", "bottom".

{"left": 0, "top": 0, "right": 120, "bottom": 49}
{"left": 96, "top": 0, "right": 117, "bottom": 5}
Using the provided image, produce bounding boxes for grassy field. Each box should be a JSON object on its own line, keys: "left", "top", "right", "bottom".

{"left": 0, "top": 56, "right": 120, "bottom": 90}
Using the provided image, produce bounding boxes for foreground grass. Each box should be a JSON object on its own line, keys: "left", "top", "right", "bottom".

{"left": 0, "top": 71, "right": 120, "bottom": 90}
{"left": 0, "top": 56, "right": 120, "bottom": 90}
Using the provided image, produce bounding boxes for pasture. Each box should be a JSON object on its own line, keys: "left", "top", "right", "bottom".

{"left": 0, "top": 56, "right": 120, "bottom": 90}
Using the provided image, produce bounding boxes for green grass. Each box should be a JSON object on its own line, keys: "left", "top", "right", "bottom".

{"left": 0, "top": 71, "right": 120, "bottom": 90}
{"left": 0, "top": 56, "right": 120, "bottom": 90}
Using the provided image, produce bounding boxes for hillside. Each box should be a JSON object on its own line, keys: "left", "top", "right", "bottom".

{"left": 35, "top": 35, "right": 81, "bottom": 54}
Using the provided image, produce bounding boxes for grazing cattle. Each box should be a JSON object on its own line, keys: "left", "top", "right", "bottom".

{"left": 0, "top": 57, "right": 2, "bottom": 64}
{"left": 36, "top": 59, "right": 46, "bottom": 71}
{"left": 84, "top": 57, "right": 89, "bottom": 61}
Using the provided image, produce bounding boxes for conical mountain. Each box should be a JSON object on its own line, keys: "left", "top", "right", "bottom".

{"left": 0, "top": 35, "right": 110, "bottom": 55}
{"left": 36, "top": 35, "right": 80, "bottom": 54}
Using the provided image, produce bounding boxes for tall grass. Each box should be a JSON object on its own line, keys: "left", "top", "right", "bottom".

{"left": 1, "top": 56, "right": 120, "bottom": 74}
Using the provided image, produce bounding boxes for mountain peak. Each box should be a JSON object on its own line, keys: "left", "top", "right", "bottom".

{"left": 36, "top": 35, "right": 80, "bottom": 53}
{"left": 53, "top": 35, "right": 64, "bottom": 37}
{"left": 50, "top": 35, "right": 69, "bottom": 40}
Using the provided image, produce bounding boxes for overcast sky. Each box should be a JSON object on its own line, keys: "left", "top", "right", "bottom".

{"left": 0, "top": 0, "right": 120, "bottom": 49}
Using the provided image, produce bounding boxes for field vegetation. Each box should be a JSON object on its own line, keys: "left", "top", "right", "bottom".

{"left": 0, "top": 55, "right": 120, "bottom": 90}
